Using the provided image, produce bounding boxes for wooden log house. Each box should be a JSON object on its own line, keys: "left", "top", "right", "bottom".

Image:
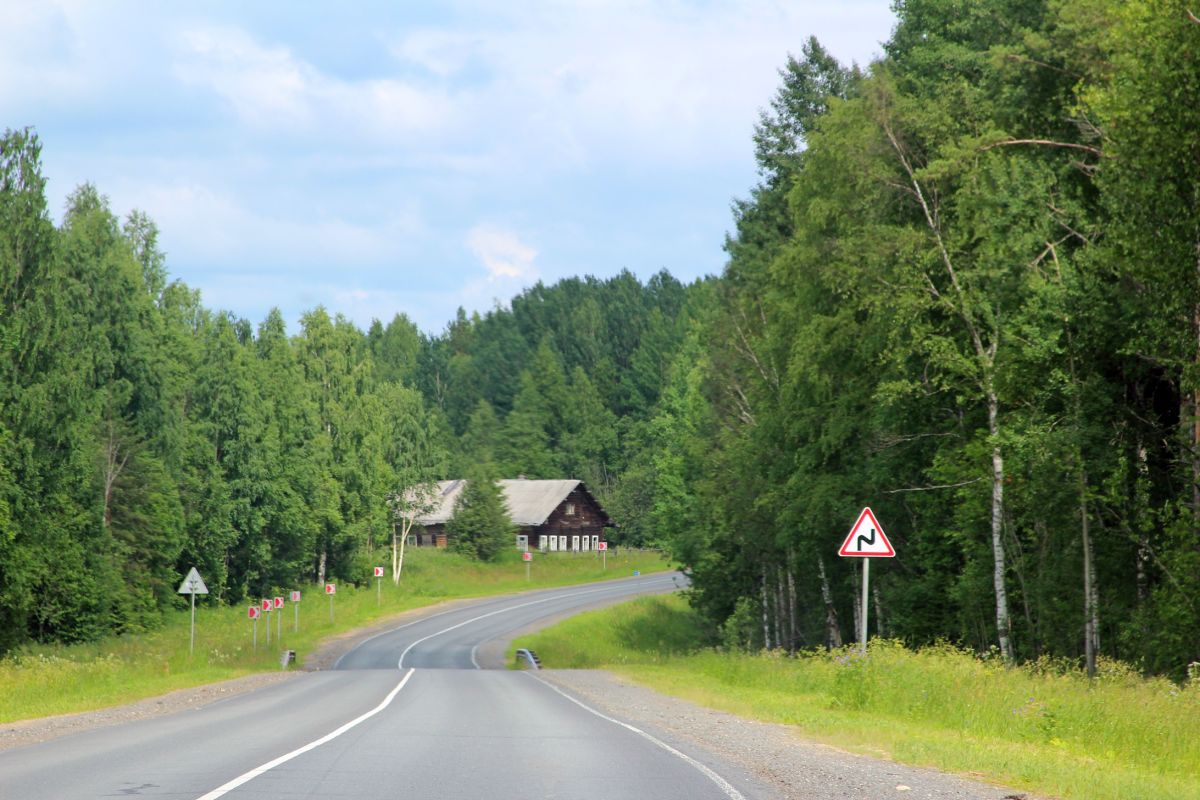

{"left": 408, "top": 478, "right": 615, "bottom": 551}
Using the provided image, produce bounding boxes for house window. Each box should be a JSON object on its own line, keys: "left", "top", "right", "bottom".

{"left": 565, "top": 503, "right": 576, "bottom": 516}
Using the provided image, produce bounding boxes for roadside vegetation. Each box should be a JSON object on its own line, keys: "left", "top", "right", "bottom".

{"left": 0, "top": 548, "right": 667, "bottom": 723}
{"left": 3, "top": 0, "right": 1199, "bottom": 705}
{"left": 516, "top": 595, "right": 1200, "bottom": 800}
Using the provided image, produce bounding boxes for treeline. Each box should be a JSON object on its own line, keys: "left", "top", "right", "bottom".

{"left": 653, "top": 0, "right": 1200, "bottom": 678}
{"left": 5, "top": 0, "right": 1199, "bottom": 681}
{"left": 0, "top": 129, "right": 700, "bottom": 653}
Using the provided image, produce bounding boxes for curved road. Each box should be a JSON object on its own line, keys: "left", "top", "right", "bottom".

{"left": 0, "top": 573, "right": 768, "bottom": 800}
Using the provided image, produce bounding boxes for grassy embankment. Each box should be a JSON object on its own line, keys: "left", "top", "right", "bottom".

{"left": 516, "top": 594, "right": 1200, "bottom": 800}
{"left": 0, "top": 548, "right": 668, "bottom": 723}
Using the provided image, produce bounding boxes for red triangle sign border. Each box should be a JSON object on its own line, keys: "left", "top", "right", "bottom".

{"left": 838, "top": 506, "right": 895, "bottom": 557}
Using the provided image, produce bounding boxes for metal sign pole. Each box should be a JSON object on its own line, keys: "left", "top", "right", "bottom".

{"left": 860, "top": 558, "right": 870, "bottom": 656}
{"left": 277, "top": 603, "right": 282, "bottom": 640}
{"left": 265, "top": 606, "right": 271, "bottom": 646}
{"left": 329, "top": 592, "right": 334, "bottom": 623}
{"left": 376, "top": 575, "right": 381, "bottom": 605}
{"left": 253, "top": 616, "right": 258, "bottom": 651}
{"left": 294, "top": 600, "right": 299, "bottom": 632}
{"left": 177, "top": 568, "right": 208, "bottom": 658}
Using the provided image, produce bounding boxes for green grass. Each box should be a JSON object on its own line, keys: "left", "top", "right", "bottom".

{"left": 515, "top": 594, "right": 1200, "bottom": 800}
{"left": 0, "top": 547, "right": 668, "bottom": 723}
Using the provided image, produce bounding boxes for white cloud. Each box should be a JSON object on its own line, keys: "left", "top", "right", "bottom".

{"left": 173, "top": 26, "right": 451, "bottom": 142}
{"left": 465, "top": 224, "right": 538, "bottom": 281}
{"left": 386, "top": 1, "right": 893, "bottom": 170}
{"left": 116, "top": 173, "right": 426, "bottom": 273}
{"left": 8, "top": 1, "right": 897, "bottom": 335}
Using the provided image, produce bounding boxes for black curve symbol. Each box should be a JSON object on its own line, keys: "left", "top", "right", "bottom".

{"left": 856, "top": 527, "right": 876, "bottom": 551}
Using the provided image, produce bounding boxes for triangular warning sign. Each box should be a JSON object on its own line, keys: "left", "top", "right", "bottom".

{"left": 838, "top": 507, "right": 895, "bottom": 557}
{"left": 177, "top": 566, "right": 209, "bottom": 595}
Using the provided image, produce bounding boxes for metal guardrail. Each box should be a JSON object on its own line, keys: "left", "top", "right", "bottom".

{"left": 515, "top": 648, "right": 542, "bottom": 670}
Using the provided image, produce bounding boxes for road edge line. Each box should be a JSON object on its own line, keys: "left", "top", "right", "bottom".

{"left": 395, "top": 579, "right": 675, "bottom": 669}
{"left": 192, "top": 668, "right": 416, "bottom": 800}
{"left": 525, "top": 672, "right": 747, "bottom": 800}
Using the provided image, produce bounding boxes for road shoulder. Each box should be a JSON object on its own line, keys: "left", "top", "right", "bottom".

{"left": 538, "top": 668, "right": 1040, "bottom": 800}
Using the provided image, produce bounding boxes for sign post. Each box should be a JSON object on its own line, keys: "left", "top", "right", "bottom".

{"left": 248, "top": 605, "right": 260, "bottom": 650}
{"left": 176, "top": 567, "right": 209, "bottom": 656}
{"left": 325, "top": 583, "right": 336, "bottom": 622}
{"left": 598, "top": 540, "right": 608, "bottom": 570}
{"left": 262, "top": 599, "right": 272, "bottom": 645}
{"left": 274, "top": 597, "right": 284, "bottom": 640}
{"left": 522, "top": 550, "right": 532, "bottom": 581}
{"left": 374, "top": 566, "right": 384, "bottom": 604}
{"left": 291, "top": 590, "right": 301, "bottom": 632}
{"left": 838, "top": 507, "right": 895, "bottom": 656}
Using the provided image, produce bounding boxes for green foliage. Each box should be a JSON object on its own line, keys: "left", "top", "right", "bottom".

{"left": 519, "top": 595, "right": 1200, "bottom": 800}
{"left": 642, "top": 0, "right": 1200, "bottom": 681}
{"left": 0, "top": 547, "right": 672, "bottom": 723}
{"left": 2, "top": 0, "right": 1199, "bottom": 685}
{"left": 447, "top": 468, "right": 515, "bottom": 561}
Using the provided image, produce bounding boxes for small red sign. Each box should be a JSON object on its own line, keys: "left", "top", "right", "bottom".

{"left": 325, "top": 583, "right": 336, "bottom": 595}
{"left": 597, "top": 541, "right": 608, "bottom": 551}
{"left": 273, "top": 596, "right": 284, "bottom": 609}
{"left": 261, "top": 599, "right": 271, "bottom": 611}
{"left": 248, "top": 606, "right": 259, "bottom": 619}
{"left": 374, "top": 566, "right": 384, "bottom": 577}
{"left": 291, "top": 590, "right": 301, "bottom": 602}
{"left": 522, "top": 552, "right": 532, "bottom": 562}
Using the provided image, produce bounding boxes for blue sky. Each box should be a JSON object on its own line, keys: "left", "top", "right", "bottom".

{"left": 5, "top": 1, "right": 896, "bottom": 334}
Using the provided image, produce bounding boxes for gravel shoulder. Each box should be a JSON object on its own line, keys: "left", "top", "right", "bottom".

{"left": 537, "top": 669, "right": 1042, "bottom": 800}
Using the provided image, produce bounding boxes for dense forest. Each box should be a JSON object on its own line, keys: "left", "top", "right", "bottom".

{"left": 2, "top": 0, "right": 1199, "bottom": 679}
{"left": 662, "top": 0, "right": 1200, "bottom": 679}
{"left": 0, "top": 125, "right": 700, "bottom": 652}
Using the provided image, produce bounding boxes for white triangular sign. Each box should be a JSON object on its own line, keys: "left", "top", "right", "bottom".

{"left": 177, "top": 566, "right": 209, "bottom": 595}
{"left": 838, "top": 507, "right": 895, "bottom": 557}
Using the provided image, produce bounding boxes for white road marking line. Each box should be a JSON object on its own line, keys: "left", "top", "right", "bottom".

{"left": 396, "top": 578, "right": 676, "bottom": 669}
{"left": 335, "top": 573, "right": 677, "bottom": 670}
{"left": 527, "top": 673, "right": 747, "bottom": 800}
{"left": 191, "top": 668, "right": 416, "bottom": 800}
{"left": 470, "top": 643, "right": 481, "bottom": 670}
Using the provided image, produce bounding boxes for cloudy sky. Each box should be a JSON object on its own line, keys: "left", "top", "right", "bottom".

{"left": 5, "top": 1, "right": 896, "bottom": 333}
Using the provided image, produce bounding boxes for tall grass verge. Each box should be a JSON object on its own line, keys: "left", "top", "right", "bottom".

{"left": 516, "top": 594, "right": 1200, "bottom": 800}
{"left": 0, "top": 548, "right": 668, "bottom": 723}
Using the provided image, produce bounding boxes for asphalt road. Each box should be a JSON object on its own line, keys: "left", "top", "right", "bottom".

{"left": 0, "top": 572, "right": 769, "bottom": 800}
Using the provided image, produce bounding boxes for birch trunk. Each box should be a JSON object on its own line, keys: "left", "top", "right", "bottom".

{"left": 873, "top": 582, "right": 884, "bottom": 636}
{"left": 818, "top": 557, "right": 842, "bottom": 648}
{"left": 988, "top": 391, "right": 1014, "bottom": 662}
{"left": 761, "top": 569, "right": 772, "bottom": 650}
{"left": 774, "top": 569, "right": 785, "bottom": 651}
{"left": 851, "top": 564, "right": 863, "bottom": 648}
{"left": 787, "top": 565, "right": 798, "bottom": 652}
{"left": 1080, "top": 466, "right": 1098, "bottom": 678}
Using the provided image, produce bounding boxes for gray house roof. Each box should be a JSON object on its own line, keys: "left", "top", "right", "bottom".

{"left": 410, "top": 479, "right": 612, "bottom": 527}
